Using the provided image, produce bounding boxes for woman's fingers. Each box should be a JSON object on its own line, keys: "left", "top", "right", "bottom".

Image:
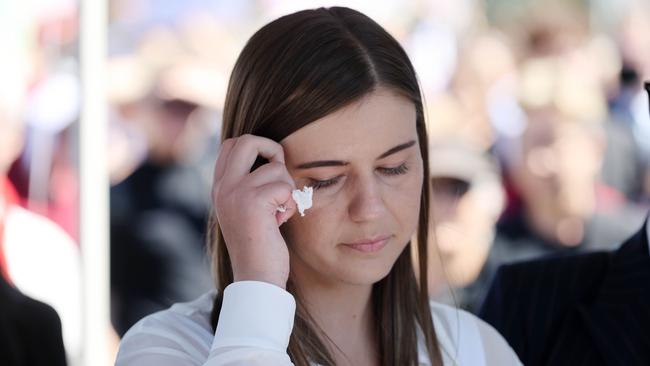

{"left": 245, "top": 161, "right": 296, "bottom": 190}
{"left": 247, "top": 165, "right": 298, "bottom": 220}
{"left": 212, "top": 138, "right": 236, "bottom": 203}
{"left": 213, "top": 138, "right": 236, "bottom": 180}
{"left": 255, "top": 181, "right": 298, "bottom": 224}
{"left": 210, "top": 134, "right": 295, "bottom": 289}
{"left": 212, "top": 134, "right": 298, "bottom": 225}
{"left": 222, "top": 134, "right": 285, "bottom": 187}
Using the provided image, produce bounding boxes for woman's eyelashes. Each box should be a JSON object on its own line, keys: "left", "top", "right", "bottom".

{"left": 378, "top": 162, "right": 409, "bottom": 176}
{"left": 311, "top": 176, "right": 341, "bottom": 190}
{"left": 309, "top": 162, "right": 410, "bottom": 191}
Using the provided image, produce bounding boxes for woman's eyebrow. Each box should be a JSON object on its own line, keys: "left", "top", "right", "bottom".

{"left": 294, "top": 140, "right": 416, "bottom": 170}
{"left": 377, "top": 140, "right": 416, "bottom": 159}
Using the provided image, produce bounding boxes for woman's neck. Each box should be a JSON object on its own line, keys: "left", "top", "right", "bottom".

{"left": 293, "top": 276, "right": 379, "bottom": 366}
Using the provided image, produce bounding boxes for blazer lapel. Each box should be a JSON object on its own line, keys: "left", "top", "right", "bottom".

{"left": 566, "top": 224, "right": 650, "bottom": 365}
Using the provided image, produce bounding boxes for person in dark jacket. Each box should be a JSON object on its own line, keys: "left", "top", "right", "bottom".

{"left": 480, "top": 82, "right": 650, "bottom": 366}
{"left": 0, "top": 273, "right": 67, "bottom": 366}
{"left": 480, "top": 214, "right": 650, "bottom": 366}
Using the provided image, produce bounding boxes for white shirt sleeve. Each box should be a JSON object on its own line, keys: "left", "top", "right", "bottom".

{"left": 210, "top": 281, "right": 296, "bottom": 365}
{"left": 115, "top": 281, "right": 296, "bottom": 366}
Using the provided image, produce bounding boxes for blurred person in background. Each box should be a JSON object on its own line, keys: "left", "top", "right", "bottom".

{"left": 110, "top": 63, "right": 215, "bottom": 336}
{"left": 487, "top": 0, "right": 648, "bottom": 209}
{"left": 0, "top": 70, "right": 82, "bottom": 364}
{"left": 419, "top": 30, "right": 514, "bottom": 313}
{"left": 423, "top": 28, "right": 521, "bottom": 155}
{"left": 607, "top": 5, "right": 650, "bottom": 202}
{"left": 7, "top": 5, "right": 82, "bottom": 243}
{"left": 490, "top": 56, "right": 645, "bottom": 271}
{"left": 0, "top": 271, "right": 67, "bottom": 366}
{"left": 479, "top": 85, "right": 650, "bottom": 366}
{"left": 423, "top": 141, "right": 505, "bottom": 313}
{"left": 606, "top": 60, "right": 649, "bottom": 201}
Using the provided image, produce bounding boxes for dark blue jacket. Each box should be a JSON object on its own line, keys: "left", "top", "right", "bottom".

{"left": 480, "top": 219, "right": 650, "bottom": 366}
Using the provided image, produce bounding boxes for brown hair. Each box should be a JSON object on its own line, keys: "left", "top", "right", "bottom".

{"left": 207, "top": 7, "right": 442, "bottom": 366}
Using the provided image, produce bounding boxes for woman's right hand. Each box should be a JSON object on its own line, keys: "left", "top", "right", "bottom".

{"left": 211, "top": 134, "right": 298, "bottom": 289}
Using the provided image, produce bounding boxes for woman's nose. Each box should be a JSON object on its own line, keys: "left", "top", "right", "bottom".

{"left": 347, "top": 175, "right": 387, "bottom": 223}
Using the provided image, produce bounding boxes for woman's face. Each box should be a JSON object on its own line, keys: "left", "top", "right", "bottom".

{"left": 280, "top": 88, "right": 423, "bottom": 287}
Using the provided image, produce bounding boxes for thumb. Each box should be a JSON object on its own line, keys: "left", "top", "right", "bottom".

{"left": 275, "top": 196, "right": 298, "bottom": 226}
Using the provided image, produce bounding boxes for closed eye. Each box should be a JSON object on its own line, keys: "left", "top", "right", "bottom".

{"left": 378, "top": 163, "right": 409, "bottom": 176}
{"left": 310, "top": 176, "right": 342, "bottom": 190}
{"left": 310, "top": 163, "right": 409, "bottom": 191}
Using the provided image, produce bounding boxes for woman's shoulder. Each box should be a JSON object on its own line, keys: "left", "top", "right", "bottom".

{"left": 426, "top": 300, "right": 522, "bottom": 366}
{"left": 116, "top": 290, "right": 217, "bottom": 364}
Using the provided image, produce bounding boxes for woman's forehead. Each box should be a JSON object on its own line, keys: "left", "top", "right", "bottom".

{"left": 281, "top": 89, "right": 417, "bottom": 160}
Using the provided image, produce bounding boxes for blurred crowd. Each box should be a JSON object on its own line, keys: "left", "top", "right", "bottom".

{"left": 1, "top": 0, "right": 649, "bottom": 364}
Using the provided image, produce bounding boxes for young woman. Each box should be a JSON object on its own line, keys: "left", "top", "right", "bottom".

{"left": 115, "top": 7, "right": 521, "bottom": 366}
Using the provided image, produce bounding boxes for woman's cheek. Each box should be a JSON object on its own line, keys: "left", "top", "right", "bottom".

{"left": 393, "top": 166, "right": 424, "bottom": 220}
{"left": 309, "top": 188, "right": 342, "bottom": 210}
{"left": 390, "top": 163, "right": 423, "bottom": 196}
{"left": 282, "top": 193, "right": 344, "bottom": 245}
{"left": 282, "top": 202, "right": 332, "bottom": 249}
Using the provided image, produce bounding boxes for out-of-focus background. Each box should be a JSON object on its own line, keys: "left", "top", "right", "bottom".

{"left": 1, "top": 0, "right": 649, "bottom": 365}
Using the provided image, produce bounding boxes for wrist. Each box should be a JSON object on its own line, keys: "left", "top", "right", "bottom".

{"left": 233, "top": 271, "right": 288, "bottom": 290}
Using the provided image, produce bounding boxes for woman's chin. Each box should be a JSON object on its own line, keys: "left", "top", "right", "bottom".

{"left": 335, "top": 262, "right": 395, "bottom": 286}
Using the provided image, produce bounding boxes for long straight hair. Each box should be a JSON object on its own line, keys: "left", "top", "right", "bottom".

{"left": 207, "top": 7, "right": 442, "bottom": 366}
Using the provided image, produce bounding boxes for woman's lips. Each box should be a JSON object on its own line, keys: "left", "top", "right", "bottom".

{"left": 343, "top": 236, "right": 390, "bottom": 253}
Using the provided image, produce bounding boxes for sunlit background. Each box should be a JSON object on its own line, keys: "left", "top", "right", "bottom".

{"left": 1, "top": 0, "right": 649, "bottom": 365}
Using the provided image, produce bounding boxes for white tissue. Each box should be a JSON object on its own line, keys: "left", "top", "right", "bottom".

{"left": 292, "top": 186, "right": 313, "bottom": 217}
